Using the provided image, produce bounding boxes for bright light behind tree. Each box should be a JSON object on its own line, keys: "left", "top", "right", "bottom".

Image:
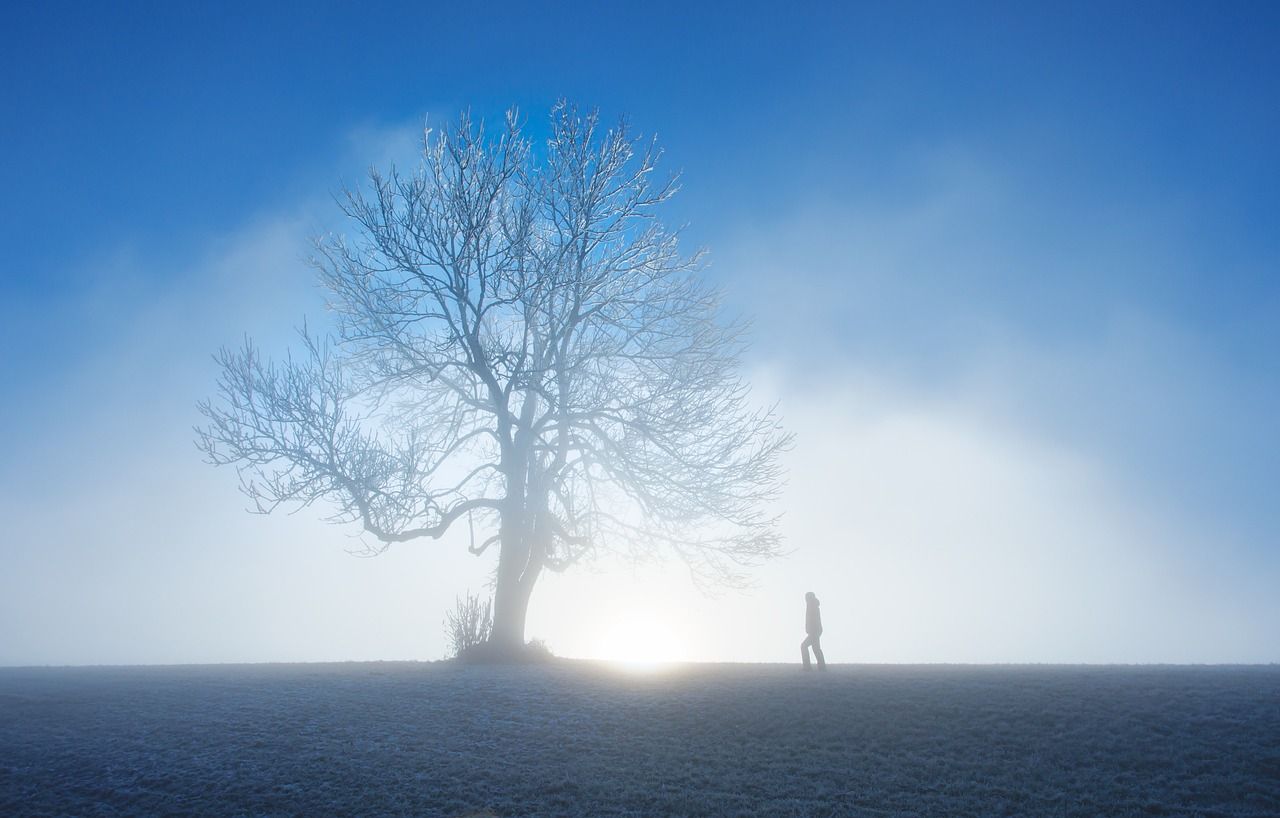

{"left": 594, "top": 611, "right": 689, "bottom": 669}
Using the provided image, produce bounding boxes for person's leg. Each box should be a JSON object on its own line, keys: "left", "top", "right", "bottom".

{"left": 812, "top": 635, "right": 826, "bottom": 669}
{"left": 800, "top": 635, "right": 813, "bottom": 668}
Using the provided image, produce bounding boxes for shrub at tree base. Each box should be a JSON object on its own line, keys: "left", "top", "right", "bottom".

{"left": 454, "top": 638, "right": 556, "bottom": 665}
{"left": 445, "top": 592, "right": 553, "bottom": 663}
{"left": 444, "top": 592, "right": 493, "bottom": 658}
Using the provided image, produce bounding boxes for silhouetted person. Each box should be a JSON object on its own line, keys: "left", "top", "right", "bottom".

{"left": 801, "top": 591, "right": 826, "bottom": 670}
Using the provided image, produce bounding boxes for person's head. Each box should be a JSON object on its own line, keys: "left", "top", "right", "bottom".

{"left": 805, "top": 591, "right": 817, "bottom": 603}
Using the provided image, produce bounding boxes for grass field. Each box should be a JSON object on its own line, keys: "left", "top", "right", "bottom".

{"left": 2, "top": 662, "right": 1277, "bottom": 816}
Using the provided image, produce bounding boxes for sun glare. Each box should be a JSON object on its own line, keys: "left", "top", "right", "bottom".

{"left": 595, "top": 613, "right": 688, "bottom": 670}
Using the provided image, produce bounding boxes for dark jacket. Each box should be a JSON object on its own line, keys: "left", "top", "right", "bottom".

{"left": 805, "top": 597, "right": 822, "bottom": 636}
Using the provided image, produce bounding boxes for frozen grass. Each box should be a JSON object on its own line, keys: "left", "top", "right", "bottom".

{"left": 2, "top": 662, "right": 1278, "bottom": 816}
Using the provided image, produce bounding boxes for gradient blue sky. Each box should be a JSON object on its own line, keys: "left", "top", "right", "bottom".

{"left": 2, "top": 2, "right": 1277, "bottom": 664}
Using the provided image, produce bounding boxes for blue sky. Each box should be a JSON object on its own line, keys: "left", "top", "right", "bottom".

{"left": 2, "top": 2, "right": 1277, "bottom": 664}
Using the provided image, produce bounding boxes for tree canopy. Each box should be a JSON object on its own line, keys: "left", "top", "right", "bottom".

{"left": 198, "top": 103, "right": 792, "bottom": 650}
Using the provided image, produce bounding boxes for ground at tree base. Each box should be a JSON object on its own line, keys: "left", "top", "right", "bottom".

{"left": 1, "top": 662, "right": 1277, "bottom": 816}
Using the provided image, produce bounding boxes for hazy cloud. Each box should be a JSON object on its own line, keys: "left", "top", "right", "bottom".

{"left": 3, "top": 130, "right": 1275, "bottom": 666}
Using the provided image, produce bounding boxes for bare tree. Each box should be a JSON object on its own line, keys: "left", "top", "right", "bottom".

{"left": 198, "top": 102, "right": 792, "bottom": 653}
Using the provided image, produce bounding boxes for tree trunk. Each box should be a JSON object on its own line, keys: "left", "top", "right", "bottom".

{"left": 490, "top": 573, "right": 529, "bottom": 651}
{"left": 490, "top": 566, "right": 542, "bottom": 651}
{"left": 489, "top": 435, "right": 545, "bottom": 654}
{"left": 489, "top": 512, "right": 547, "bottom": 653}
{"left": 490, "top": 497, "right": 537, "bottom": 650}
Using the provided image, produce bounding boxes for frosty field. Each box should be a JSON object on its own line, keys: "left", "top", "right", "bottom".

{"left": 1, "top": 662, "right": 1277, "bottom": 817}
